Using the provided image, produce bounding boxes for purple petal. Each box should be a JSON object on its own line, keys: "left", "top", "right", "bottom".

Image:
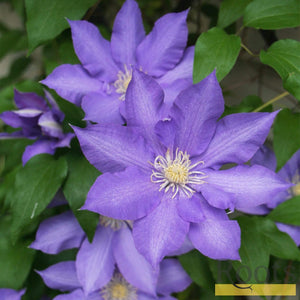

{"left": 124, "top": 70, "right": 165, "bottom": 153}
{"left": 54, "top": 289, "right": 102, "bottom": 300}
{"left": 0, "top": 288, "right": 25, "bottom": 300}
{"left": 72, "top": 124, "right": 154, "bottom": 173}
{"left": 278, "top": 148, "right": 300, "bottom": 182}
{"left": 76, "top": 226, "right": 114, "bottom": 295}
{"left": 250, "top": 145, "right": 277, "bottom": 171}
{"left": 157, "top": 259, "right": 191, "bottom": 295}
{"left": 200, "top": 111, "right": 279, "bottom": 168}
{"left": 37, "top": 261, "right": 80, "bottom": 291}
{"left": 171, "top": 71, "right": 224, "bottom": 155}
{"left": 14, "top": 89, "right": 48, "bottom": 110}
{"left": 22, "top": 140, "right": 56, "bottom": 165}
{"left": 41, "top": 65, "right": 102, "bottom": 106}
{"left": 276, "top": 223, "right": 300, "bottom": 246}
{"left": 68, "top": 20, "right": 118, "bottom": 81}
{"left": 189, "top": 219, "right": 241, "bottom": 260}
{"left": 114, "top": 226, "right": 158, "bottom": 296}
{"left": 0, "top": 111, "right": 23, "bottom": 128}
{"left": 237, "top": 204, "right": 270, "bottom": 215}
{"left": 176, "top": 194, "right": 206, "bottom": 223}
{"left": 54, "top": 133, "right": 75, "bottom": 148}
{"left": 44, "top": 89, "right": 65, "bottom": 122}
{"left": 30, "top": 211, "right": 85, "bottom": 254}
{"left": 136, "top": 10, "right": 188, "bottom": 77}
{"left": 111, "top": 0, "right": 145, "bottom": 66}
{"left": 0, "top": 131, "right": 24, "bottom": 139}
{"left": 204, "top": 165, "right": 292, "bottom": 210}
{"left": 81, "top": 92, "right": 123, "bottom": 124}
{"left": 133, "top": 195, "right": 189, "bottom": 268}
{"left": 83, "top": 166, "right": 161, "bottom": 220}
{"left": 38, "top": 111, "right": 63, "bottom": 138}
{"left": 154, "top": 118, "right": 177, "bottom": 150}
{"left": 200, "top": 182, "right": 236, "bottom": 210}
{"left": 158, "top": 46, "right": 194, "bottom": 106}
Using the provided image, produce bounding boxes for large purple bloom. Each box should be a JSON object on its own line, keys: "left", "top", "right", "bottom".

{"left": 242, "top": 146, "right": 300, "bottom": 246}
{"left": 73, "top": 70, "right": 291, "bottom": 267}
{"left": 0, "top": 90, "right": 74, "bottom": 165}
{"left": 0, "top": 288, "right": 25, "bottom": 300}
{"left": 32, "top": 212, "right": 191, "bottom": 299}
{"left": 41, "top": 0, "right": 193, "bottom": 124}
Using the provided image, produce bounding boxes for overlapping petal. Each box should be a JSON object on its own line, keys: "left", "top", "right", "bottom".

{"left": 38, "top": 111, "right": 63, "bottom": 138}
{"left": 136, "top": 10, "right": 188, "bottom": 77}
{"left": 204, "top": 165, "right": 292, "bottom": 210}
{"left": 171, "top": 71, "right": 224, "bottom": 155}
{"left": 133, "top": 195, "right": 189, "bottom": 268}
{"left": 37, "top": 261, "right": 80, "bottom": 292}
{"left": 124, "top": 70, "right": 165, "bottom": 153}
{"left": 76, "top": 227, "right": 114, "bottom": 295}
{"left": 114, "top": 226, "right": 157, "bottom": 296}
{"left": 81, "top": 92, "right": 123, "bottom": 124}
{"left": 200, "top": 111, "right": 279, "bottom": 168}
{"left": 156, "top": 259, "right": 191, "bottom": 295}
{"left": 73, "top": 124, "right": 154, "bottom": 173}
{"left": 111, "top": 0, "right": 145, "bottom": 66}
{"left": 14, "top": 90, "right": 48, "bottom": 110}
{"left": 189, "top": 219, "right": 241, "bottom": 260}
{"left": 22, "top": 140, "right": 55, "bottom": 165}
{"left": 41, "top": 64, "right": 102, "bottom": 106}
{"left": 0, "top": 288, "right": 25, "bottom": 300}
{"left": 83, "top": 166, "right": 161, "bottom": 220}
{"left": 30, "top": 211, "right": 85, "bottom": 254}
{"left": 68, "top": 20, "right": 118, "bottom": 81}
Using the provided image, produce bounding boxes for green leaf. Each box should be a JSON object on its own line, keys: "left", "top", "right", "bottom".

{"left": 260, "top": 39, "right": 300, "bottom": 99}
{"left": 260, "top": 218, "right": 300, "bottom": 261}
{"left": 233, "top": 216, "right": 300, "bottom": 283}
{"left": 10, "top": 154, "right": 68, "bottom": 240}
{"left": 63, "top": 152, "right": 100, "bottom": 242}
{"left": 0, "top": 217, "right": 35, "bottom": 289}
{"left": 233, "top": 216, "right": 270, "bottom": 283}
{"left": 179, "top": 250, "right": 214, "bottom": 289}
{"left": 193, "top": 27, "right": 240, "bottom": 83}
{"left": 273, "top": 109, "right": 300, "bottom": 171}
{"left": 0, "top": 30, "right": 27, "bottom": 60}
{"left": 217, "top": 0, "right": 252, "bottom": 28}
{"left": 268, "top": 196, "right": 300, "bottom": 226}
{"left": 25, "top": 0, "right": 98, "bottom": 52}
{"left": 244, "top": 0, "right": 300, "bottom": 29}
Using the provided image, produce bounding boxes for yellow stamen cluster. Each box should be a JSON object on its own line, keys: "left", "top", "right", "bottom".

{"left": 101, "top": 273, "right": 137, "bottom": 300}
{"left": 151, "top": 148, "right": 207, "bottom": 198}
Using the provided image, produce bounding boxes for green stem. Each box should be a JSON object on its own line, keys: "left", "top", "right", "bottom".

{"left": 253, "top": 91, "right": 289, "bottom": 112}
{"left": 241, "top": 43, "right": 259, "bottom": 57}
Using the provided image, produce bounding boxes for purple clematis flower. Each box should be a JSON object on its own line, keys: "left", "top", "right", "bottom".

{"left": 0, "top": 90, "right": 74, "bottom": 165}
{"left": 72, "top": 70, "right": 291, "bottom": 267}
{"left": 32, "top": 212, "right": 191, "bottom": 299}
{"left": 241, "top": 146, "right": 300, "bottom": 246}
{"left": 0, "top": 288, "right": 25, "bottom": 300}
{"left": 41, "top": 0, "right": 193, "bottom": 124}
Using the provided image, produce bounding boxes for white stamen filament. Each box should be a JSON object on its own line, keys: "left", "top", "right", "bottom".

{"left": 113, "top": 65, "right": 132, "bottom": 101}
{"left": 151, "top": 148, "right": 207, "bottom": 198}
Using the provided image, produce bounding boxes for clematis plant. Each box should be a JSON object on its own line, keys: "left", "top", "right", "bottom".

{"left": 0, "top": 288, "right": 25, "bottom": 300}
{"left": 0, "top": 90, "right": 74, "bottom": 165}
{"left": 41, "top": 0, "right": 193, "bottom": 124}
{"left": 242, "top": 146, "right": 300, "bottom": 246}
{"left": 73, "top": 70, "right": 291, "bottom": 268}
{"left": 31, "top": 211, "right": 191, "bottom": 299}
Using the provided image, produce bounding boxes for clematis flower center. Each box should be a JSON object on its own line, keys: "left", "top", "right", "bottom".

{"left": 101, "top": 272, "right": 137, "bottom": 300}
{"left": 292, "top": 182, "right": 300, "bottom": 196}
{"left": 151, "top": 148, "right": 207, "bottom": 198}
{"left": 100, "top": 216, "right": 124, "bottom": 230}
{"left": 114, "top": 65, "right": 132, "bottom": 101}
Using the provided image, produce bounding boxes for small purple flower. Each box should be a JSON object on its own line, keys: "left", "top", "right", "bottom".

{"left": 0, "top": 288, "right": 25, "bottom": 300}
{"left": 72, "top": 70, "right": 291, "bottom": 267}
{"left": 0, "top": 90, "right": 74, "bottom": 165}
{"left": 32, "top": 212, "right": 191, "bottom": 299}
{"left": 41, "top": 0, "right": 193, "bottom": 124}
{"left": 243, "top": 146, "right": 300, "bottom": 246}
